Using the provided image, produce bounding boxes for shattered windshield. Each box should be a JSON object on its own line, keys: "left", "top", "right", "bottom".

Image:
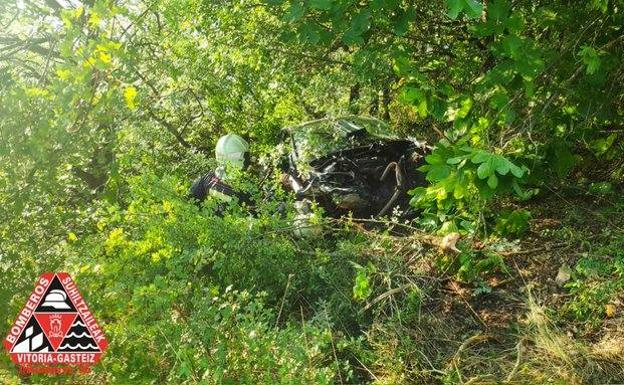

{"left": 286, "top": 117, "right": 396, "bottom": 164}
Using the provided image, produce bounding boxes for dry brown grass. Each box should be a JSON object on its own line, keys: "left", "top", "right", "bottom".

{"left": 435, "top": 294, "right": 624, "bottom": 385}
{"left": 362, "top": 290, "right": 624, "bottom": 385}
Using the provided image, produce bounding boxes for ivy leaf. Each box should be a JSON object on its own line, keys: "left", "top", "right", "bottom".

{"left": 447, "top": 0, "right": 483, "bottom": 19}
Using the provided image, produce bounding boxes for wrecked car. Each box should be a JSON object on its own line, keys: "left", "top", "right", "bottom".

{"left": 279, "top": 117, "right": 430, "bottom": 219}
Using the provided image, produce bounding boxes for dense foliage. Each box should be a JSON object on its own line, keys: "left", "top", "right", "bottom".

{"left": 0, "top": 0, "right": 623, "bottom": 383}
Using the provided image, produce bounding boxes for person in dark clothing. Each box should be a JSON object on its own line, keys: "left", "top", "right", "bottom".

{"left": 189, "top": 171, "right": 251, "bottom": 205}
{"left": 189, "top": 133, "right": 252, "bottom": 206}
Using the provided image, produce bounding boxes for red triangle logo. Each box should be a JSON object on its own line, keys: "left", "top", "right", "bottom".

{"left": 33, "top": 313, "right": 77, "bottom": 351}
{"left": 3, "top": 272, "right": 108, "bottom": 371}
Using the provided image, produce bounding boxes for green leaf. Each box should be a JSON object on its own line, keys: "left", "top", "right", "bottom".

{"left": 447, "top": 156, "right": 465, "bottom": 165}
{"left": 285, "top": 2, "right": 305, "bottom": 21}
{"left": 495, "top": 209, "right": 531, "bottom": 236}
{"left": 456, "top": 97, "right": 473, "bottom": 118}
{"left": 511, "top": 179, "right": 528, "bottom": 199}
{"left": 591, "top": 133, "right": 616, "bottom": 156}
{"left": 464, "top": 0, "right": 484, "bottom": 17}
{"left": 426, "top": 164, "right": 452, "bottom": 181}
{"left": 514, "top": 49, "right": 545, "bottom": 79}
{"left": 353, "top": 269, "right": 372, "bottom": 300}
{"left": 447, "top": 0, "right": 483, "bottom": 19}
{"left": 393, "top": 6, "right": 416, "bottom": 36}
{"left": 299, "top": 22, "right": 321, "bottom": 44}
{"left": 393, "top": 56, "right": 419, "bottom": 77}
{"left": 477, "top": 158, "right": 494, "bottom": 179}
{"left": 579, "top": 45, "right": 601, "bottom": 75}
{"left": 590, "top": 0, "right": 608, "bottom": 13}
{"left": 425, "top": 151, "right": 445, "bottom": 165}
{"left": 509, "top": 163, "right": 524, "bottom": 178}
{"left": 488, "top": 0, "right": 510, "bottom": 22}
{"left": 471, "top": 21, "right": 495, "bottom": 37}
{"left": 409, "top": 186, "right": 427, "bottom": 206}
{"left": 487, "top": 173, "right": 498, "bottom": 189}
{"left": 470, "top": 150, "right": 490, "bottom": 164}
{"left": 409, "top": 186, "right": 426, "bottom": 199}
{"left": 399, "top": 87, "right": 424, "bottom": 104}
{"left": 309, "top": 0, "right": 332, "bottom": 10}
{"left": 123, "top": 86, "right": 137, "bottom": 110}
{"left": 416, "top": 99, "right": 428, "bottom": 118}
{"left": 505, "top": 13, "right": 524, "bottom": 32}
{"left": 502, "top": 35, "right": 523, "bottom": 58}
{"left": 489, "top": 91, "right": 509, "bottom": 110}
{"left": 353, "top": 9, "right": 372, "bottom": 31}
{"left": 430, "top": 97, "right": 448, "bottom": 120}
{"left": 453, "top": 182, "right": 466, "bottom": 199}
{"left": 492, "top": 156, "right": 510, "bottom": 175}
{"left": 447, "top": 0, "right": 464, "bottom": 19}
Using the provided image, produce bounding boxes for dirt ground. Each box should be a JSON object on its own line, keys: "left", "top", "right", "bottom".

{"left": 386, "top": 189, "right": 624, "bottom": 384}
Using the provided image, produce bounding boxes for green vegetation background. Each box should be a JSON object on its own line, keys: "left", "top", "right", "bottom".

{"left": 0, "top": 0, "right": 623, "bottom": 383}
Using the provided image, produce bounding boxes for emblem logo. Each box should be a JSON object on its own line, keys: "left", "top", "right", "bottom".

{"left": 3, "top": 272, "right": 108, "bottom": 374}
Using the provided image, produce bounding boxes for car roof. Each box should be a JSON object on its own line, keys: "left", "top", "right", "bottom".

{"left": 283, "top": 116, "right": 401, "bottom": 166}
{"left": 283, "top": 116, "right": 398, "bottom": 140}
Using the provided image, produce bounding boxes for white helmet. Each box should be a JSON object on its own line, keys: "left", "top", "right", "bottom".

{"left": 215, "top": 134, "right": 249, "bottom": 169}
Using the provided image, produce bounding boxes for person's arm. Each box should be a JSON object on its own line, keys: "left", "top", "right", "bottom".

{"left": 209, "top": 178, "right": 252, "bottom": 206}
{"left": 189, "top": 172, "right": 214, "bottom": 202}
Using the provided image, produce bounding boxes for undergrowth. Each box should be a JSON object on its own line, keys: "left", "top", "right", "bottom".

{"left": 3, "top": 175, "right": 623, "bottom": 384}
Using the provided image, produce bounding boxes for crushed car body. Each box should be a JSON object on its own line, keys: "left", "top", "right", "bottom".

{"left": 280, "top": 117, "right": 430, "bottom": 218}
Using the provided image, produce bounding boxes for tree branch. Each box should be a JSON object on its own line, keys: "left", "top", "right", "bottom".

{"left": 147, "top": 108, "right": 193, "bottom": 149}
